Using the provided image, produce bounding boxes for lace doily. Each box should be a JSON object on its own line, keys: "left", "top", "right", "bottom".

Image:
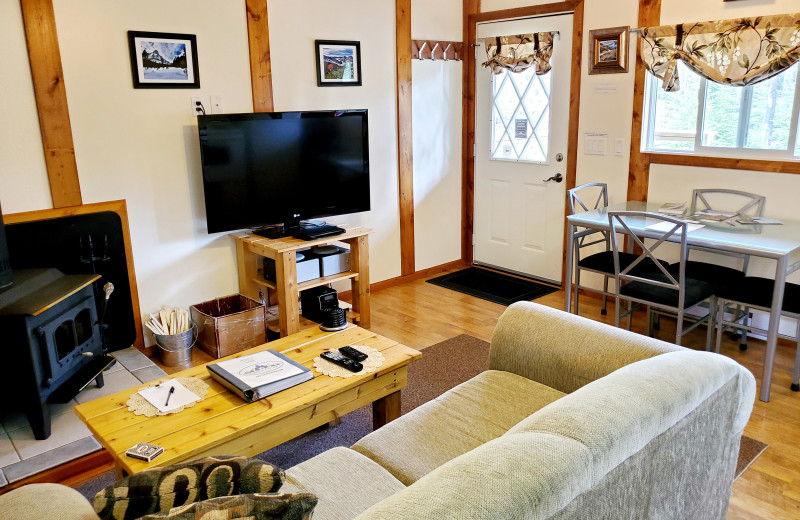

{"left": 313, "top": 346, "right": 385, "bottom": 378}
{"left": 126, "top": 376, "right": 209, "bottom": 417}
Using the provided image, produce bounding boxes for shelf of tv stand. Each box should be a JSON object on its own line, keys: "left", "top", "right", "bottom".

{"left": 232, "top": 226, "right": 371, "bottom": 338}
{"left": 264, "top": 304, "right": 360, "bottom": 334}
{"left": 251, "top": 270, "right": 359, "bottom": 292}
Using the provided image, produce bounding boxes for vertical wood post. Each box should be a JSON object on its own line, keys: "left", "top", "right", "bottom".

{"left": 462, "top": 0, "right": 480, "bottom": 265}
{"left": 627, "top": 0, "right": 661, "bottom": 202}
{"left": 396, "top": 0, "right": 415, "bottom": 276}
{"left": 20, "top": 0, "right": 82, "bottom": 208}
{"left": 246, "top": 0, "right": 274, "bottom": 112}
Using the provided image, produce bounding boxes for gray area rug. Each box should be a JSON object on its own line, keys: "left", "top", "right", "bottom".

{"left": 75, "top": 334, "right": 764, "bottom": 498}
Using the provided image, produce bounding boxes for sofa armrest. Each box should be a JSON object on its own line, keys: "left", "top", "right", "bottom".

{"left": 0, "top": 483, "right": 98, "bottom": 520}
{"left": 489, "top": 302, "right": 683, "bottom": 393}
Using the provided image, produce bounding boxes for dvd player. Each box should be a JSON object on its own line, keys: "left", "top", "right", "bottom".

{"left": 292, "top": 224, "right": 345, "bottom": 241}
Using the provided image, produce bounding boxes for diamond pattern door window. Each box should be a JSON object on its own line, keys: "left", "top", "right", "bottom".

{"left": 491, "top": 67, "right": 551, "bottom": 162}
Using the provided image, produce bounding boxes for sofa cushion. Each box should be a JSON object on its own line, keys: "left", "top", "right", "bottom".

{"left": 137, "top": 493, "right": 317, "bottom": 520}
{"left": 353, "top": 432, "right": 594, "bottom": 520}
{"left": 93, "top": 456, "right": 284, "bottom": 520}
{"left": 505, "top": 350, "right": 756, "bottom": 478}
{"left": 0, "top": 483, "right": 100, "bottom": 520}
{"left": 282, "top": 447, "right": 405, "bottom": 520}
{"left": 352, "top": 370, "right": 565, "bottom": 485}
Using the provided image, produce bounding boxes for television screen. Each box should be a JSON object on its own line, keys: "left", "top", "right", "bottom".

{"left": 198, "top": 110, "right": 370, "bottom": 234}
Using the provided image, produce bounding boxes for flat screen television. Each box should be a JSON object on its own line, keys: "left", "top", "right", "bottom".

{"left": 197, "top": 109, "right": 370, "bottom": 235}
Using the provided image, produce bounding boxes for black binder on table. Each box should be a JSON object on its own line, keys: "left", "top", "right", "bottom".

{"left": 207, "top": 349, "right": 314, "bottom": 402}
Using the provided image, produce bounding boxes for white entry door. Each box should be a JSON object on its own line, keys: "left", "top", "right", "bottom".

{"left": 474, "top": 14, "right": 573, "bottom": 284}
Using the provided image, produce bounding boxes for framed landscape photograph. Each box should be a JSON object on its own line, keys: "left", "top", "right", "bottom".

{"left": 588, "top": 26, "right": 629, "bottom": 75}
{"left": 128, "top": 31, "right": 200, "bottom": 88}
{"left": 315, "top": 40, "right": 362, "bottom": 87}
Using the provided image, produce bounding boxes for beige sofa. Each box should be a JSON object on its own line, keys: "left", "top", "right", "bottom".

{"left": 0, "top": 302, "right": 755, "bottom": 520}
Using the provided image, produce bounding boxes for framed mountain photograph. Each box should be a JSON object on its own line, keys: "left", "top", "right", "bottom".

{"left": 588, "top": 26, "right": 629, "bottom": 75}
{"left": 315, "top": 40, "right": 362, "bottom": 86}
{"left": 128, "top": 31, "right": 200, "bottom": 88}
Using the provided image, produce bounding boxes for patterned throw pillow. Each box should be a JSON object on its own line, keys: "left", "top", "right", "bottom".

{"left": 136, "top": 493, "right": 317, "bottom": 520}
{"left": 94, "top": 456, "right": 285, "bottom": 520}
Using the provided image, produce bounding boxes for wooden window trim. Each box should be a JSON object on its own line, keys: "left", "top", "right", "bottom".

{"left": 648, "top": 153, "right": 800, "bottom": 174}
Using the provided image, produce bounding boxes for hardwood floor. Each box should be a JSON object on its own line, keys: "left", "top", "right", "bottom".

{"left": 365, "top": 270, "right": 800, "bottom": 520}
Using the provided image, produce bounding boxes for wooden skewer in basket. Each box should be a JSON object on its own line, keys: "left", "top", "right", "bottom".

{"left": 145, "top": 306, "right": 191, "bottom": 336}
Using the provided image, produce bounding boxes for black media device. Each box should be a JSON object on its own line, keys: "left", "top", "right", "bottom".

{"left": 339, "top": 346, "right": 367, "bottom": 362}
{"left": 300, "top": 286, "right": 338, "bottom": 323}
{"left": 0, "top": 204, "right": 12, "bottom": 289}
{"left": 321, "top": 350, "right": 363, "bottom": 372}
{"left": 197, "top": 110, "right": 370, "bottom": 239}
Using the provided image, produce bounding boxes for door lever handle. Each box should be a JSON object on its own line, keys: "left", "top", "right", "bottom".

{"left": 543, "top": 173, "right": 563, "bottom": 183}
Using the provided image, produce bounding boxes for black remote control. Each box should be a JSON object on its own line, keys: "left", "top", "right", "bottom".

{"left": 339, "top": 346, "right": 367, "bottom": 362}
{"left": 321, "top": 350, "right": 363, "bottom": 372}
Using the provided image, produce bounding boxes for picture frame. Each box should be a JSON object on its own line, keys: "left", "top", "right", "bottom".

{"left": 127, "top": 31, "right": 200, "bottom": 88}
{"left": 315, "top": 40, "right": 362, "bottom": 87}
{"left": 588, "top": 26, "right": 629, "bottom": 75}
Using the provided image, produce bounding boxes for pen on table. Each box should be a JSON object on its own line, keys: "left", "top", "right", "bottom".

{"left": 164, "top": 386, "right": 175, "bottom": 407}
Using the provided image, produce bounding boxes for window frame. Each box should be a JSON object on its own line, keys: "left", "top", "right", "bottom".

{"left": 642, "top": 62, "right": 800, "bottom": 162}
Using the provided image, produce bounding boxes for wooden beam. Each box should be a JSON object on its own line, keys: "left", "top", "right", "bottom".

{"left": 246, "top": 0, "right": 274, "bottom": 112}
{"left": 627, "top": 0, "right": 661, "bottom": 202}
{"left": 396, "top": 0, "right": 415, "bottom": 276}
{"left": 20, "top": 0, "right": 82, "bottom": 208}
{"left": 462, "top": 0, "right": 480, "bottom": 265}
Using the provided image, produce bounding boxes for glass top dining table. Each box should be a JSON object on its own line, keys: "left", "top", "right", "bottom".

{"left": 565, "top": 201, "right": 800, "bottom": 402}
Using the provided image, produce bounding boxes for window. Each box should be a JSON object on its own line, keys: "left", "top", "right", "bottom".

{"left": 643, "top": 61, "right": 800, "bottom": 160}
{"left": 490, "top": 66, "right": 552, "bottom": 163}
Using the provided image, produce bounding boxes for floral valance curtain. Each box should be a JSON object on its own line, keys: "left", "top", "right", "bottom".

{"left": 482, "top": 33, "right": 554, "bottom": 75}
{"left": 640, "top": 13, "right": 800, "bottom": 91}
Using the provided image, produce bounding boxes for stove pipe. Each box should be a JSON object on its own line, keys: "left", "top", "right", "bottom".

{"left": 0, "top": 203, "right": 13, "bottom": 289}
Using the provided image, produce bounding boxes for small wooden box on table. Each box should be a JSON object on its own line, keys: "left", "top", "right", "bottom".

{"left": 74, "top": 325, "right": 419, "bottom": 478}
{"left": 231, "top": 226, "right": 371, "bottom": 337}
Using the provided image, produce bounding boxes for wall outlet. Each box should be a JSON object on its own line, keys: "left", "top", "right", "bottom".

{"left": 191, "top": 96, "right": 206, "bottom": 116}
{"left": 210, "top": 95, "right": 223, "bottom": 114}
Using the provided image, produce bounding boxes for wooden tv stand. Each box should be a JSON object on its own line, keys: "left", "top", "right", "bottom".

{"left": 231, "top": 226, "right": 370, "bottom": 337}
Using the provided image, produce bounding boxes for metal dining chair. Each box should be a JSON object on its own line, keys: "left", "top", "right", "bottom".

{"left": 715, "top": 277, "right": 800, "bottom": 392}
{"left": 609, "top": 211, "right": 717, "bottom": 347}
{"left": 677, "top": 189, "right": 767, "bottom": 288}
{"left": 667, "top": 189, "right": 768, "bottom": 347}
{"left": 568, "top": 183, "right": 666, "bottom": 316}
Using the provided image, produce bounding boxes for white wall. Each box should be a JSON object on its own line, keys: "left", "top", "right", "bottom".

{"left": 412, "top": 0, "right": 463, "bottom": 270}
{"left": 268, "top": 0, "right": 401, "bottom": 285}
{"left": 3, "top": 0, "right": 459, "bottom": 346}
{"left": 47, "top": 0, "right": 254, "bottom": 341}
{"left": 0, "top": 1, "right": 52, "bottom": 213}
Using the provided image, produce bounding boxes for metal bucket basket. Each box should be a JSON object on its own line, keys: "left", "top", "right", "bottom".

{"left": 154, "top": 324, "right": 197, "bottom": 366}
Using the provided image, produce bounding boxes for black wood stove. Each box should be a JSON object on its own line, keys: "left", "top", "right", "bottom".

{"left": 0, "top": 269, "right": 114, "bottom": 439}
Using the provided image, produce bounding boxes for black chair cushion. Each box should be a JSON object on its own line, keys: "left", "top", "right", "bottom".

{"left": 579, "top": 251, "right": 667, "bottom": 276}
{"left": 620, "top": 274, "right": 716, "bottom": 309}
{"left": 667, "top": 261, "right": 745, "bottom": 290}
{"left": 717, "top": 276, "right": 800, "bottom": 314}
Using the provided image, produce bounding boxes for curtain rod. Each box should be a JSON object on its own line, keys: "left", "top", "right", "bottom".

{"left": 471, "top": 30, "right": 560, "bottom": 46}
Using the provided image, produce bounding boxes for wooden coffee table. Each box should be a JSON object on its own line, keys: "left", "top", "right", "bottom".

{"left": 74, "top": 325, "right": 421, "bottom": 477}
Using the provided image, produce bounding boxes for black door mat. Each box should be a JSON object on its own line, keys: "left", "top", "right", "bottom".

{"left": 426, "top": 267, "right": 558, "bottom": 306}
